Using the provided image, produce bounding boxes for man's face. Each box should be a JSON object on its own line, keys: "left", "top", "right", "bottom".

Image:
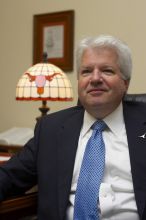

{"left": 78, "top": 47, "right": 129, "bottom": 118}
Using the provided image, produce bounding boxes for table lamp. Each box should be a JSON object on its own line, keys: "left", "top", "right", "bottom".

{"left": 16, "top": 61, "right": 73, "bottom": 120}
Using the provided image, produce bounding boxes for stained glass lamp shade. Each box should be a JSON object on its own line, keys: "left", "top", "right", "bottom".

{"left": 16, "top": 63, "right": 73, "bottom": 119}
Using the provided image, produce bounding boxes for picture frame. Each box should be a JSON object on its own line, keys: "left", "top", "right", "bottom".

{"left": 33, "top": 10, "right": 74, "bottom": 71}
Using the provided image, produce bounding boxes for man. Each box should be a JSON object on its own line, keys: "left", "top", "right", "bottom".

{"left": 0, "top": 35, "right": 146, "bottom": 220}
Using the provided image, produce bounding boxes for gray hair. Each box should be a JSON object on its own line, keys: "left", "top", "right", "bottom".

{"left": 76, "top": 35, "right": 132, "bottom": 80}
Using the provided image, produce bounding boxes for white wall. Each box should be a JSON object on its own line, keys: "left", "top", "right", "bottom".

{"left": 0, "top": 0, "right": 146, "bottom": 131}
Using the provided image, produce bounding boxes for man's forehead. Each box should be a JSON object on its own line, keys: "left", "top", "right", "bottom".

{"left": 81, "top": 51, "right": 119, "bottom": 67}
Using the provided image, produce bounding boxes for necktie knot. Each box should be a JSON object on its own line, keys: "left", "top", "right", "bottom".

{"left": 92, "top": 120, "right": 106, "bottom": 132}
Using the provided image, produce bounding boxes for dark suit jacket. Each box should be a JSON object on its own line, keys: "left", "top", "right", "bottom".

{"left": 0, "top": 101, "right": 146, "bottom": 220}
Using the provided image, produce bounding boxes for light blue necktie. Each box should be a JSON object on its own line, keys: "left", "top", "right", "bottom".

{"left": 74, "top": 120, "right": 106, "bottom": 220}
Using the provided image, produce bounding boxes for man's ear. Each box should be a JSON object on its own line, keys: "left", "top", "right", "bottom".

{"left": 124, "top": 79, "right": 130, "bottom": 91}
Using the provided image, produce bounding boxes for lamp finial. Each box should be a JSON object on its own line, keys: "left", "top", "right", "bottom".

{"left": 43, "top": 52, "right": 48, "bottom": 63}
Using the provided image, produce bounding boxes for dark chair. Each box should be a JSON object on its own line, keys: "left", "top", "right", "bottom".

{"left": 124, "top": 93, "right": 146, "bottom": 103}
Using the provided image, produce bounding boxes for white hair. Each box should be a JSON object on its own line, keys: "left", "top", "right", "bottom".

{"left": 76, "top": 35, "right": 132, "bottom": 80}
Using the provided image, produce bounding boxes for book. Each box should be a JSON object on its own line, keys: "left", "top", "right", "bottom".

{"left": 0, "top": 127, "right": 33, "bottom": 146}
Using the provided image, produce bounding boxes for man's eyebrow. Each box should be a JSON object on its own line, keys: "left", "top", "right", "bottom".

{"left": 80, "top": 65, "right": 93, "bottom": 69}
{"left": 101, "top": 65, "right": 114, "bottom": 68}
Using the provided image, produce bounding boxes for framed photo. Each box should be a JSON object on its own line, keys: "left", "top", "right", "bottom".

{"left": 33, "top": 10, "right": 74, "bottom": 71}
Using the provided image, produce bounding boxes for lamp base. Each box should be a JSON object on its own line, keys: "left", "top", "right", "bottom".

{"left": 36, "top": 100, "right": 50, "bottom": 121}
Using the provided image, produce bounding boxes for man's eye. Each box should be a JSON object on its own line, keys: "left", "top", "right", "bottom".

{"left": 102, "top": 69, "right": 115, "bottom": 76}
{"left": 81, "top": 69, "right": 92, "bottom": 75}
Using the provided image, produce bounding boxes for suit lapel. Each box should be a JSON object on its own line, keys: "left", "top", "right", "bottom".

{"left": 123, "top": 101, "right": 146, "bottom": 219}
{"left": 57, "top": 108, "right": 84, "bottom": 219}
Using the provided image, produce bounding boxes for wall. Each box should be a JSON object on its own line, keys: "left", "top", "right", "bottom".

{"left": 0, "top": 0, "right": 146, "bottom": 131}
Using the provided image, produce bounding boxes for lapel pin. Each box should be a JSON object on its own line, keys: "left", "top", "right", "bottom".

{"left": 139, "top": 133, "right": 146, "bottom": 139}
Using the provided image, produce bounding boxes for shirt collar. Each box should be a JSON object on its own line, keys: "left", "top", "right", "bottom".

{"left": 81, "top": 111, "right": 96, "bottom": 138}
{"left": 104, "top": 102, "right": 125, "bottom": 136}
{"left": 82, "top": 102, "right": 125, "bottom": 137}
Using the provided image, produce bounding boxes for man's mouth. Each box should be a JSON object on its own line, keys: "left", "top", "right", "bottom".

{"left": 87, "top": 88, "right": 107, "bottom": 95}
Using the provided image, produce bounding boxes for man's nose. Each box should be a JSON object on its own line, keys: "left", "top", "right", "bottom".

{"left": 91, "top": 69, "right": 102, "bottom": 81}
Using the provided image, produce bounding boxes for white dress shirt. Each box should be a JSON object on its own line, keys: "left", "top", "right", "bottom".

{"left": 66, "top": 102, "right": 139, "bottom": 220}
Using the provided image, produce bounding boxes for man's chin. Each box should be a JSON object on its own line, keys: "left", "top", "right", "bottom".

{"left": 88, "top": 97, "right": 105, "bottom": 106}
{"left": 84, "top": 100, "right": 105, "bottom": 109}
{"left": 79, "top": 96, "right": 107, "bottom": 108}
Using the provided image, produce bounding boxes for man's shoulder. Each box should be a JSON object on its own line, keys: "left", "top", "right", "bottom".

{"left": 41, "top": 105, "right": 84, "bottom": 123}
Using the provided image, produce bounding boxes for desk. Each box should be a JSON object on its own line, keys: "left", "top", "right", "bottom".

{"left": 0, "top": 151, "right": 38, "bottom": 219}
{"left": 0, "top": 193, "right": 37, "bottom": 220}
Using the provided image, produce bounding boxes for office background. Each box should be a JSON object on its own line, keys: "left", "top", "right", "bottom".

{"left": 0, "top": 0, "right": 146, "bottom": 132}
